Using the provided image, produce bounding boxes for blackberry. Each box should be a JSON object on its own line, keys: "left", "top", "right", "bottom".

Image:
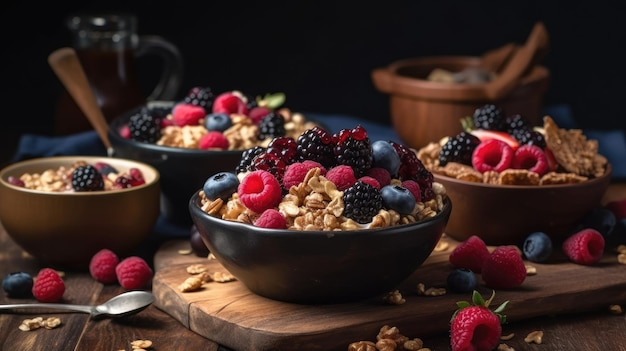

{"left": 512, "top": 129, "right": 546, "bottom": 149}
{"left": 183, "top": 86, "right": 214, "bottom": 111}
{"left": 71, "top": 165, "right": 104, "bottom": 191}
{"left": 472, "top": 104, "right": 507, "bottom": 131}
{"left": 342, "top": 181, "right": 383, "bottom": 224}
{"left": 390, "top": 141, "right": 435, "bottom": 201}
{"left": 439, "top": 131, "right": 481, "bottom": 166}
{"left": 257, "top": 112, "right": 286, "bottom": 140}
{"left": 266, "top": 137, "right": 299, "bottom": 164}
{"left": 129, "top": 111, "right": 161, "bottom": 143}
{"left": 144, "top": 101, "right": 174, "bottom": 119}
{"left": 505, "top": 114, "right": 532, "bottom": 134}
{"left": 333, "top": 125, "right": 373, "bottom": 178}
{"left": 236, "top": 146, "right": 265, "bottom": 173}
{"left": 296, "top": 126, "right": 336, "bottom": 168}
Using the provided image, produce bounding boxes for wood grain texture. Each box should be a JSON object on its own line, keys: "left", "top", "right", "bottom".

{"left": 152, "top": 238, "right": 626, "bottom": 351}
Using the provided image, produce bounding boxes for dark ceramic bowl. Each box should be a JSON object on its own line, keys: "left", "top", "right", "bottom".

{"left": 108, "top": 107, "right": 242, "bottom": 226}
{"left": 0, "top": 156, "right": 160, "bottom": 269}
{"left": 435, "top": 164, "right": 612, "bottom": 246}
{"left": 189, "top": 192, "right": 452, "bottom": 304}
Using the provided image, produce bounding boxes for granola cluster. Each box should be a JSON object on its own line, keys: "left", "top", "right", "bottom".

{"left": 157, "top": 108, "right": 316, "bottom": 150}
{"left": 199, "top": 167, "right": 447, "bottom": 231}
{"left": 417, "top": 116, "right": 608, "bottom": 186}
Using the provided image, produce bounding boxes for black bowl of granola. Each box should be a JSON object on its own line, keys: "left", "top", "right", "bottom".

{"left": 108, "top": 92, "right": 317, "bottom": 226}
{"left": 189, "top": 189, "right": 451, "bottom": 304}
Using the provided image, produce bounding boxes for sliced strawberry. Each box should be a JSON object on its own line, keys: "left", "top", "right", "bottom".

{"left": 470, "top": 129, "right": 519, "bottom": 150}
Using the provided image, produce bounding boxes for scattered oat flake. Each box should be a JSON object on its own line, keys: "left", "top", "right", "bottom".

{"left": 497, "top": 343, "right": 515, "bottom": 351}
{"left": 525, "top": 264, "right": 537, "bottom": 275}
{"left": 524, "top": 330, "right": 543, "bottom": 344}
{"left": 609, "top": 305, "right": 623, "bottom": 314}
{"left": 178, "top": 248, "right": 192, "bottom": 255}
{"left": 500, "top": 333, "right": 515, "bottom": 341}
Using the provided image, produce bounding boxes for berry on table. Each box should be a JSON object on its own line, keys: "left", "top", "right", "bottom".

{"left": 449, "top": 235, "right": 490, "bottom": 273}
{"left": 2, "top": 272, "right": 33, "bottom": 298}
{"left": 562, "top": 228, "right": 605, "bottom": 265}
{"left": 522, "top": 231, "right": 553, "bottom": 262}
{"left": 446, "top": 268, "right": 477, "bottom": 293}
{"left": 481, "top": 245, "right": 527, "bottom": 289}
{"left": 89, "top": 249, "right": 120, "bottom": 284}
{"left": 115, "top": 256, "right": 153, "bottom": 290}
{"left": 450, "top": 290, "right": 508, "bottom": 351}
{"left": 32, "top": 268, "right": 65, "bottom": 303}
{"left": 190, "top": 225, "right": 210, "bottom": 257}
{"left": 577, "top": 207, "right": 617, "bottom": 238}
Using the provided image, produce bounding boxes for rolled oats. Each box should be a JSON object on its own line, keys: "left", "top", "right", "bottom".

{"left": 524, "top": 330, "right": 544, "bottom": 344}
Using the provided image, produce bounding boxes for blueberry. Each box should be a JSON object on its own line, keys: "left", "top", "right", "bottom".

{"left": 577, "top": 207, "right": 617, "bottom": 237}
{"left": 2, "top": 272, "right": 34, "bottom": 298}
{"left": 522, "top": 231, "right": 553, "bottom": 262}
{"left": 371, "top": 140, "right": 401, "bottom": 176}
{"left": 446, "top": 268, "right": 477, "bottom": 293}
{"left": 205, "top": 113, "right": 233, "bottom": 132}
{"left": 380, "top": 184, "right": 416, "bottom": 215}
{"left": 203, "top": 172, "right": 239, "bottom": 201}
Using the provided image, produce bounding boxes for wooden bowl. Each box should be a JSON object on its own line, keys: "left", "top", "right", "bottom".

{"left": 371, "top": 56, "right": 550, "bottom": 150}
{"left": 0, "top": 156, "right": 161, "bottom": 269}
{"left": 435, "top": 164, "right": 612, "bottom": 246}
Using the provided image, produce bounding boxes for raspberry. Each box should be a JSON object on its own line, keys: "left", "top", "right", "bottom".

{"left": 605, "top": 198, "right": 626, "bottom": 220}
{"left": 449, "top": 235, "right": 490, "bottom": 273}
{"left": 401, "top": 180, "right": 422, "bottom": 202}
{"left": 238, "top": 170, "right": 283, "bottom": 214}
{"left": 199, "top": 131, "right": 230, "bottom": 150}
{"left": 248, "top": 106, "right": 272, "bottom": 125}
{"left": 450, "top": 291, "right": 506, "bottom": 351}
{"left": 512, "top": 144, "right": 549, "bottom": 176}
{"left": 212, "top": 92, "right": 249, "bottom": 115}
{"left": 171, "top": 103, "right": 206, "bottom": 126}
{"left": 115, "top": 256, "right": 153, "bottom": 290}
{"left": 481, "top": 245, "right": 527, "bottom": 289}
{"left": 471, "top": 138, "right": 514, "bottom": 173}
{"left": 282, "top": 160, "right": 325, "bottom": 189}
{"left": 358, "top": 176, "right": 380, "bottom": 189}
{"left": 562, "top": 229, "right": 605, "bottom": 265}
{"left": 366, "top": 167, "right": 391, "bottom": 187}
{"left": 254, "top": 209, "right": 287, "bottom": 229}
{"left": 119, "top": 124, "right": 131, "bottom": 139}
{"left": 325, "top": 165, "right": 357, "bottom": 191}
{"left": 89, "top": 249, "right": 120, "bottom": 284}
{"left": 32, "top": 268, "right": 65, "bottom": 303}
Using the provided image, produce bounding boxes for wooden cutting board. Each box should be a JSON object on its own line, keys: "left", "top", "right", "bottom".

{"left": 152, "top": 237, "right": 626, "bottom": 351}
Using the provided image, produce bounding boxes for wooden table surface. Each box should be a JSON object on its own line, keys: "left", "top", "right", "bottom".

{"left": 1, "top": 182, "right": 626, "bottom": 351}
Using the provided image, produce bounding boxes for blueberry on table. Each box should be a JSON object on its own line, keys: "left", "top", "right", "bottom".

{"left": 190, "top": 225, "right": 210, "bottom": 258}
{"left": 446, "top": 268, "right": 477, "bottom": 293}
{"left": 2, "top": 272, "right": 34, "bottom": 298}
{"left": 523, "top": 231, "right": 553, "bottom": 262}
{"left": 578, "top": 207, "right": 617, "bottom": 238}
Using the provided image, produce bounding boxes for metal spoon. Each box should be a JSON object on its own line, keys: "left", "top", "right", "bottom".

{"left": 0, "top": 291, "right": 154, "bottom": 319}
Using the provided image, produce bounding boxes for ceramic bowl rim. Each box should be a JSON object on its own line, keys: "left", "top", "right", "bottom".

{"left": 189, "top": 191, "right": 452, "bottom": 237}
{"left": 0, "top": 156, "right": 160, "bottom": 196}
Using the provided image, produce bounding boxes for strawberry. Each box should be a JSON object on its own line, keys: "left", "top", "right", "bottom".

{"left": 450, "top": 290, "right": 508, "bottom": 351}
{"left": 471, "top": 138, "right": 515, "bottom": 173}
{"left": 481, "top": 245, "right": 526, "bottom": 289}
{"left": 562, "top": 228, "right": 605, "bottom": 265}
{"left": 449, "top": 235, "right": 490, "bottom": 273}
{"left": 470, "top": 129, "right": 519, "bottom": 150}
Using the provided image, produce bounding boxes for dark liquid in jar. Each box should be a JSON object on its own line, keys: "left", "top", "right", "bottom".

{"left": 54, "top": 49, "right": 146, "bottom": 135}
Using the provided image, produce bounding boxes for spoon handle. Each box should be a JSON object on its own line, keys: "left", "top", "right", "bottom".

{"left": 0, "top": 303, "right": 93, "bottom": 315}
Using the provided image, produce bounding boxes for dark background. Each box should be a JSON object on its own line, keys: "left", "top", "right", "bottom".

{"left": 1, "top": 1, "right": 625, "bottom": 166}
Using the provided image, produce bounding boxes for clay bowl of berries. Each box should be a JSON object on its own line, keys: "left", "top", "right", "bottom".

{"left": 188, "top": 125, "right": 452, "bottom": 304}
{"left": 108, "top": 89, "right": 318, "bottom": 226}
{"left": 417, "top": 106, "right": 613, "bottom": 246}
{"left": 0, "top": 156, "right": 160, "bottom": 270}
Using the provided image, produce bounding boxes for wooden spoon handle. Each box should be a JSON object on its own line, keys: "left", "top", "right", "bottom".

{"left": 48, "top": 47, "right": 112, "bottom": 150}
